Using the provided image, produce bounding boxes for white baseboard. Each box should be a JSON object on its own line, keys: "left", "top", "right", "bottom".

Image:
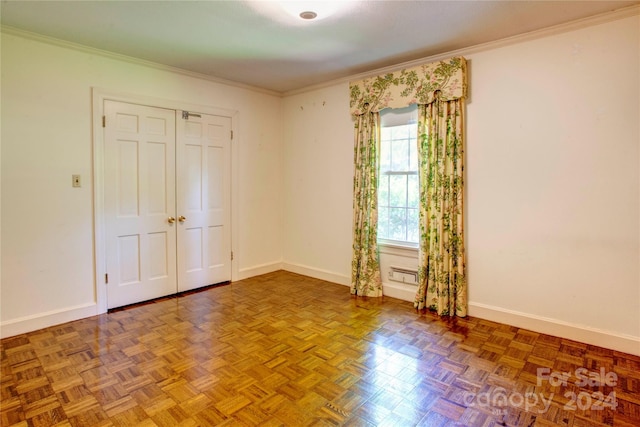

{"left": 469, "top": 302, "right": 640, "bottom": 357}
{"left": 280, "top": 265, "right": 419, "bottom": 304}
{"left": 281, "top": 262, "right": 350, "bottom": 286}
{"left": 0, "top": 302, "right": 98, "bottom": 339}
{"left": 382, "top": 281, "right": 417, "bottom": 302}
{"left": 237, "top": 261, "right": 283, "bottom": 280}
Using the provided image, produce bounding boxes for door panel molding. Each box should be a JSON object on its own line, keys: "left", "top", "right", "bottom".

{"left": 92, "top": 88, "right": 239, "bottom": 313}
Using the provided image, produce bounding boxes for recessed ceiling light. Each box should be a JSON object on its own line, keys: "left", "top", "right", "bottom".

{"left": 299, "top": 11, "right": 317, "bottom": 20}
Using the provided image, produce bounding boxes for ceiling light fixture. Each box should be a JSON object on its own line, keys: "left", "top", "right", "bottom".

{"left": 246, "top": 1, "right": 358, "bottom": 24}
{"left": 299, "top": 11, "right": 318, "bottom": 20}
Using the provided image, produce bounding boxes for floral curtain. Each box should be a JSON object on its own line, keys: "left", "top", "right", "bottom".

{"left": 350, "top": 57, "right": 467, "bottom": 313}
{"left": 351, "top": 111, "right": 383, "bottom": 297}
{"left": 414, "top": 99, "right": 467, "bottom": 316}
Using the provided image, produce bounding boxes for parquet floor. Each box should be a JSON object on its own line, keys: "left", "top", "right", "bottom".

{"left": 1, "top": 271, "right": 639, "bottom": 426}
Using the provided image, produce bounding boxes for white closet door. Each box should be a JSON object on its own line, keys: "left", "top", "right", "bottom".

{"left": 176, "top": 112, "right": 231, "bottom": 292}
{"left": 104, "top": 100, "right": 177, "bottom": 308}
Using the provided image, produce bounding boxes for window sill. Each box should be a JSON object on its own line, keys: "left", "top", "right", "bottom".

{"left": 378, "top": 240, "right": 419, "bottom": 258}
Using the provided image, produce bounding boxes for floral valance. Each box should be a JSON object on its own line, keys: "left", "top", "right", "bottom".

{"left": 349, "top": 57, "right": 467, "bottom": 116}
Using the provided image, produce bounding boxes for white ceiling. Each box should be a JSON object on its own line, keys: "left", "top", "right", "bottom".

{"left": 1, "top": 1, "right": 637, "bottom": 93}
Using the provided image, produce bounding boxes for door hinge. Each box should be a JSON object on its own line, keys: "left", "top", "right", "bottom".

{"left": 231, "top": 251, "right": 234, "bottom": 261}
{"left": 230, "top": 130, "right": 233, "bottom": 140}
{"left": 105, "top": 273, "right": 109, "bottom": 284}
{"left": 102, "top": 116, "right": 106, "bottom": 127}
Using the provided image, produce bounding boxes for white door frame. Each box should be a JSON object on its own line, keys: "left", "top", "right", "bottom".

{"left": 92, "top": 88, "right": 240, "bottom": 314}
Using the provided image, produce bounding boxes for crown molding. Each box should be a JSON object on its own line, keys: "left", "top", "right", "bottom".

{"left": 283, "top": 4, "right": 640, "bottom": 97}
{"left": 0, "top": 25, "right": 283, "bottom": 98}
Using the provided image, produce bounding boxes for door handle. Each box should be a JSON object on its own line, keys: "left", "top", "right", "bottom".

{"left": 178, "top": 215, "right": 187, "bottom": 223}
{"left": 168, "top": 216, "right": 176, "bottom": 224}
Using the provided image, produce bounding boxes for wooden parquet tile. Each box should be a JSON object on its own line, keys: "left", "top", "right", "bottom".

{"left": 1, "top": 271, "right": 639, "bottom": 426}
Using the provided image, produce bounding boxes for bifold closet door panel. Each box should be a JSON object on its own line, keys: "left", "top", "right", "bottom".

{"left": 176, "top": 112, "right": 232, "bottom": 292}
{"left": 104, "top": 100, "right": 178, "bottom": 309}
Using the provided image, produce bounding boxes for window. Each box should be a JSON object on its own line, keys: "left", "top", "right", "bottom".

{"left": 378, "top": 106, "right": 419, "bottom": 246}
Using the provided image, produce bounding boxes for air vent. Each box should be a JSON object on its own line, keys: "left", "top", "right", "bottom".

{"left": 388, "top": 266, "right": 419, "bottom": 286}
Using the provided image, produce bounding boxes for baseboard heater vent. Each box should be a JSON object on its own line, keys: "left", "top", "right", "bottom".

{"left": 388, "top": 266, "right": 419, "bottom": 286}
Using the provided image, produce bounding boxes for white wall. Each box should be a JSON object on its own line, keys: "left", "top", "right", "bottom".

{"left": 465, "top": 14, "right": 639, "bottom": 353}
{"left": 282, "top": 90, "right": 354, "bottom": 284}
{"left": 1, "top": 32, "right": 283, "bottom": 335}
{"left": 282, "top": 14, "right": 640, "bottom": 354}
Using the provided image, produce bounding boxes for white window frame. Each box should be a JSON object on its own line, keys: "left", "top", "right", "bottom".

{"left": 378, "top": 106, "right": 419, "bottom": 251}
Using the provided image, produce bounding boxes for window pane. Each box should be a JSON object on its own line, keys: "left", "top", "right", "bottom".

{"left": 378, "top": 207, "right": 389, "bottom": 239}
{"left": 407, "top": 174, "right": 419, "bottom": 208}
{"left": 389, "top": 175, "right": 407, "bottom": 207}
{"left": 377, "top": 112, "right": 420, "bottom": 246}
{"left": 381, "top": 127, "right": 392, "bottom": 142}
{"left": 407, "top": 208, "right": 419, "bottom": 243}
{"left": 378, "top": 175, "right": 390, "bottom": 207}
{"left": 409, "top": 134, "right": 419, "bottom": 171}
{"left": 389, "top": 208, "right": 407, "bottom": 241}
{"left": 392, "top": 125, "right": 410, "bottom": 140}
{"left": 391, "top": 138, "right": 409, "bottom": 171}
{"left": 379, "top": 139, "right": 391, "bottom": 172}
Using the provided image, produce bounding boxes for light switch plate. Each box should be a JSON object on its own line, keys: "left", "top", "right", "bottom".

{"left": 72, "top": 174, "right": 81, "bottom": 187}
